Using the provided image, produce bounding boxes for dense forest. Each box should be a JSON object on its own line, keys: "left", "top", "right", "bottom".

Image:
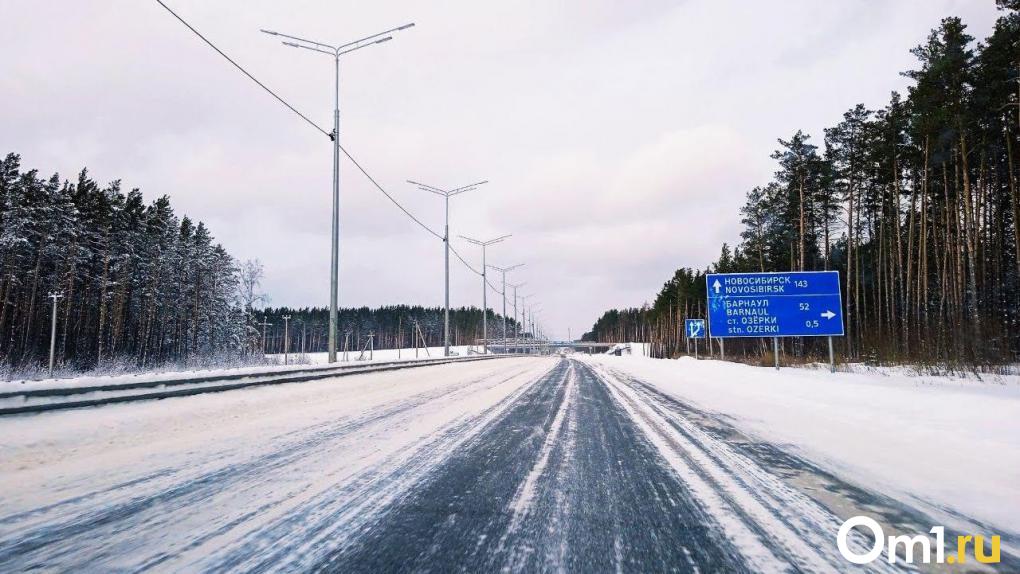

{"left": 0, "top": 152, "right": 528, "bottom": 374}
{"left": 0, "top": 153, "right": 249, "bottom": 372}
{"left": 0, "top": 153, "right": 527, "bottom": 373}
{"left": 586, "top": 4, "right": 1020, "bottom": 366}
{"left": 257, "top": 306, "right": 522, "bottom": 355}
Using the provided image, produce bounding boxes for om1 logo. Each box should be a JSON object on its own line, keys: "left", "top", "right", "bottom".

{"left": 837, "top": 516, "right": 1000, "bottom": 566}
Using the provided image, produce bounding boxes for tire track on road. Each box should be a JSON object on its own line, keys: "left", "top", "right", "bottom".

{"left": 594, "top": 361, "right": 1020, "bottom": 572}
{"left": 326, "top": 358, "right": 753, "bottom": 573}
{"left": 208, "top": 359, "right": 559, "bottom": 573}
{"left": 586, "top": 358, "right": 911, "bottom": 573}
{"left": 0, "top": 359, "right": 554, "bottom": 572}
{"left": 314, "top": 359, "right": 574, "bottom": 573}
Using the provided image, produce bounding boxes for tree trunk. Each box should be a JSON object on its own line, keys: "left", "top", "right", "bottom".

{"left": 958, "top": 135, "right": 981, "bottom": 351}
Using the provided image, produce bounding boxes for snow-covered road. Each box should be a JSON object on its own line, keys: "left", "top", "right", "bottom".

{"left": 0, "top": 356, "right": 1014, "bottom": 572}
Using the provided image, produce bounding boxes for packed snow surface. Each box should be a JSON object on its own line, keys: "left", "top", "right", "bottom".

{"left": 1, "top": 354, "right": 1016, "bottom": 571}
{"left": 587, "top": 353, "right": 1020, "bottom": 535}
{"left": 0, "top": 358, "right": 553, "bottom": 571}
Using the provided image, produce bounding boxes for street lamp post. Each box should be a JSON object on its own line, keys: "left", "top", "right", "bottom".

{"left": 47, "top": 291, "right": 64, "bottom": 376}
{"left": 529, "top": 305, "right": 542, "bottom": 349}
{"left": 261, "top": 22, "right": 414, "bottom": 364}
{"left": 282, "top": 315, "right": 292, "bottom": 364}
{"left": 519, "top": 293, "right": 534, "bottom": 351}
{"left": 409, "top": 180, "right": 488, "bottom": 356}
{"left": 533, "top": 309, "right": 544, "bottom": 345}
{"left": 487, "top": 263, "right": 523, "bottom": 353}
{"left": 261, "top": 317, "right": 272, "bottom": 356}
{"left": 508, "top": 282, "right": 525, "bottom": 353}
{"left": 461, "top": 234, "right": 510, "bottom": 354}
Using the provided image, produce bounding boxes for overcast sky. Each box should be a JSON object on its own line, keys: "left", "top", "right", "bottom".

{"left": 2, "top": 0, "right": 1002, "bottom": 339}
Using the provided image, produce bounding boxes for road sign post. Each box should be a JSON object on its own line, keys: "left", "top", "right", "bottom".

{"left": 706, "top": 271, "right": 844, "bottom": 370}
{"left": 828, "top": 336, "right": 835, "bottom": 373}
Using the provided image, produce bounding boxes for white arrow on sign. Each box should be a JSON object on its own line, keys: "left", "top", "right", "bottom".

{"left": 821, "top": 310, "right": 836, "bottom": 319}
{"left": 712, "top": 279, "right": 722, "bottom": 294}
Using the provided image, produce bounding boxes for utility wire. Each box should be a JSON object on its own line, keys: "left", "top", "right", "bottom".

{"left": 450, "top": 244, "right": 508, "bottom": 298}
{"left": 450, "top": 244, "right": 510, "bottom": 298}
{"left": 448, "top": 242, "right": 505, "bottom": 294}
{"left": 485, "top": 277, "right": 505, "bottom": 296}
{"left": 449, "top": 245, "right": 510, "bottom": 297}
{"left": 154, "top": 0, "right": 331, "bottom": 139}
{"left": 338, "top": 146, "right": 444, "bottom": 240}
{"left": 448, "top": 244, "right": 481, "bottom": 276}
{"left": 155, "top": 0, "right": 493, "bottom": 283}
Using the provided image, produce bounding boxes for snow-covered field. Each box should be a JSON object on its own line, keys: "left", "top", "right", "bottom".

{"left": 586, "top": 353, "right": 1020, "bottom": 536}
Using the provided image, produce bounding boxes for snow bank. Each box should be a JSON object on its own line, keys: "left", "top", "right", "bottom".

{"left": 586, "top": 354, "right": 1020, "bottom": 535}
{"left": 1, "top": 345, "right": 484, "bottom": 395}
{"left": 604, "top": 342, "right": 650, "bottom": 356}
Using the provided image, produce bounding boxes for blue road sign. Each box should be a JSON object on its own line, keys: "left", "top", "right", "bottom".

{"left": 684, "top": 319, "right": 706, "bottom": 339}
{"left": 706, "top": 271, "right": 844, "bottom": 338}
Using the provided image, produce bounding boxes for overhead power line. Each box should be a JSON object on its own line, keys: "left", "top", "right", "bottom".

{"left": 449, "top": 244, "right": 482, "bottom": 277}
{"left": 154, "top": 0, "right": 493, "bottom": 283}
{"left": 486, "top": 278, "right": 505, "bottom": 296}
{"left": 338, "top": 147, "right": 443, "bottom": 240}
{"left": 154, "top": 0, "right": 331, "bottom": 139}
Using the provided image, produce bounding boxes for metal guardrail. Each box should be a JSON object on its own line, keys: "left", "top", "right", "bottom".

{"left": 0, "top": 355, "right": 510, "bottom": 416}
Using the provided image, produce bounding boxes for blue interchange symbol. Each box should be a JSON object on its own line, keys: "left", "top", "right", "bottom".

{"left": 685, "top": 319, "right": 706, "bottom": 339}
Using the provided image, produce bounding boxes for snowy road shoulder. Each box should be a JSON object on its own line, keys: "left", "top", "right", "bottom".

{"left": 583, "top": 354, "right": 1020, "bottom": 539}
{"left": 0, "top": 345, "right": 487, "bottom": 396}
